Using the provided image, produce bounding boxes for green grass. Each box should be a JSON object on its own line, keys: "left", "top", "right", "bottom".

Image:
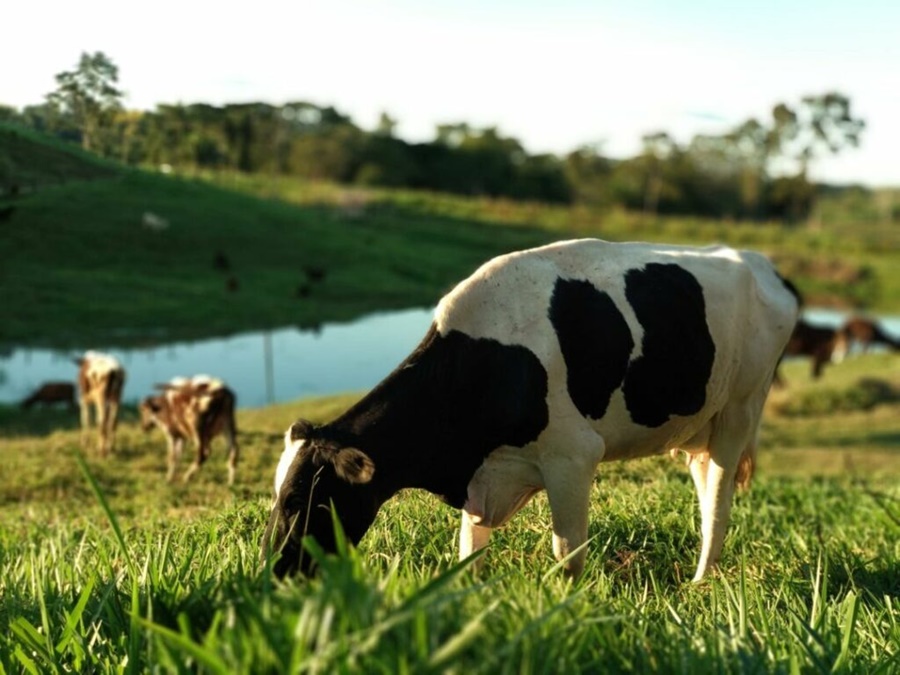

{"left": 1, "top": 355, "right": 898, "bottom": 672}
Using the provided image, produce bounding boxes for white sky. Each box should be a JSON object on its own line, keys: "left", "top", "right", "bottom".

{"left": 6, "top": 0, "right": 900, "bottom": 186}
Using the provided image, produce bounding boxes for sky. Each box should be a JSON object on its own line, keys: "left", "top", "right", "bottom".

{"left": 6, "top": 0, "right": 900, "bottom": 186}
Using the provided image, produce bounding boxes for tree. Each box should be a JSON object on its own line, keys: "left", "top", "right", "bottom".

{"left": 46, "top": 52, "right": 124, "bottom": 152}
{"left": 766, "top": 92, "right": 865, "bottom": 221}
{"left": 640, "top": 132, "right": 677, "bottom": 216}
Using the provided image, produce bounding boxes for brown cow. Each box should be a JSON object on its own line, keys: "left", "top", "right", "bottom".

{"left": 138, "top": 375, "right": 240, "bottom": 484}
{"left": 776, "top": 318, "right": 849, "bottom": 385}
{"left": 76, "top": 351, "right": 126, "bottom": 456}
{"left": 839, "top": 316, "right": 900, "bottom": 353}
{"left": 20, "top": 382, "right": 77, "bottom": 410}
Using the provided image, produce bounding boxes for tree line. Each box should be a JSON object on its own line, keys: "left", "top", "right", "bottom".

{"left": 0, "top": 52, "right": 866, "bottom": 221}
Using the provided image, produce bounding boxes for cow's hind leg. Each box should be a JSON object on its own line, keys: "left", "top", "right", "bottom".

{"left": 692, "top": 399, "right": 761, "bottom": 582}
{"left": 182, "top": 443, "right": 208, "bottom": 482}
{"left": 78, "top": 399, "right": 91, "bottom": 448}
{"left": 97, "top": 401, "right": 110, "bottom": 456}
{"left": 106, "top": 399, "right": 120, "bottom": 455}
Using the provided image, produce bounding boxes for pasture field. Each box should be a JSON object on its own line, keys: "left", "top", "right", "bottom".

{"left": 1, "top": 355, "right": 898, "bottom": 672}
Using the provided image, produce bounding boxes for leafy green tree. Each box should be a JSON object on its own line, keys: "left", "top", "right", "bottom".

{"left": 640, "top": 132, "right": 676, "bottom": 215}
{"left": 46, "top": 52, "right": 124, "bottom": 152}
{"left": 564, "top": 144, "right": 613, "bottom": 207}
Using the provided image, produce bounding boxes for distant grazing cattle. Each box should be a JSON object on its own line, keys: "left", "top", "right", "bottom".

{"left": 777, "top": 318, "right": 849, "bottom": 384}
{"left": 76, "top": 351, "right": 126, "bottom": 456}
{"left": 20, "top": 382, "right": 76, "bottom": 410}
{"left": 141, "top": 211, "right": 169, "bottom": 231}
{"left": 304, "top": 266, "right": 327, "bottom": 283}
{"left": 839, "top": 316, "right": 900, "bottom": 353}
{"left": 263, "top": 239, "right": 800, "bottom": 581}
{"left": 139, "top": 375, "right": 240, "bottom": 484}
{"left": 213, "top": 251, "right": 231, "bottom": 272}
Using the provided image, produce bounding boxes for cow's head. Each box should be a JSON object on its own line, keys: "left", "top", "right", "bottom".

{"left": 262, "top": 419, "right": 377, "bottom": 577}
{"left": 138, "top": 395, "right": 165, "bottom": 432}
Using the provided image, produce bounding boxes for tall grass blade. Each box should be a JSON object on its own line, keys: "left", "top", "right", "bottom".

{"left": 73, "top": 450, "right": 136, "bottom": 578}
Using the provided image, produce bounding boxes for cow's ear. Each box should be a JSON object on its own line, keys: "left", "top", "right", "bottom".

{"left": 288, "top": 418, "right": 316, "bottom": 442}
{"left": 333, "top": 448, "right": 375, "bottom": 484}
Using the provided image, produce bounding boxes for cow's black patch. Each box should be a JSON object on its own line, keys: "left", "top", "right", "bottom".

{"left": 328, "top": 324, "right": 549, "bottom": 508}
{"left": 622, "top": 263, "right": 715, "bottom": 427}
{"left": 549, "top": 277, "right": 634, "bottom": 419}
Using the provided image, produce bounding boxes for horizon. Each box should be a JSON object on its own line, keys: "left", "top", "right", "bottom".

{"left": 5, "top": 0, "right": 900, "bottom": 187}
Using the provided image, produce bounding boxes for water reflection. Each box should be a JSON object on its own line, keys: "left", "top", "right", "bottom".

{"left": 0, "top": 307, "right": 434, "bottom": 407}
{"left": 1, "top": 306, "right": 897, "bottom": 408}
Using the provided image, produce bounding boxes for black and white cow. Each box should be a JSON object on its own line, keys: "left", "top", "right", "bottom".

{"left": 263, "top": 239, "right": 800, "bottom": 581}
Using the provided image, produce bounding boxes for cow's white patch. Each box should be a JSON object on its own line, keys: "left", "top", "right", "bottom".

{"left": 84, "top": 351, "right": 121, "bottom": 377}
{"left": 274, "top": 431, "right": 306, "bottom": 500}
{"left": 191, "top": 374, "right": 224, "bottom": 390}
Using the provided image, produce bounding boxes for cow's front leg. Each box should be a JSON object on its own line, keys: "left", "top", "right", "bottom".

{"left": 459, "top": 509, "right": 492, "bottom": 568}
{"left": 165, "top": 437, "right": 183, "bottom": 482}
{"left": 182, "top": 441, "right": 209, "bottom": 482}
{"left": 544, "top": 460, "right": 596, "bottom": 579}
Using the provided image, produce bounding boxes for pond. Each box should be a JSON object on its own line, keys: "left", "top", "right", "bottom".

{"left": 1, "top": 306, "right": 898, "bottom": 409}
{"left": 0, "top": 307, "right": 434, "bottom": 408}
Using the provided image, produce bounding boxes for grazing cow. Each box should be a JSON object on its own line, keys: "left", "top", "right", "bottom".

{"left": 141, "top": 211, "right": 169, "bottom": 231}
{"left": 20, "top": 382, "right": 77, "bottom": 410}
{"left": 76, "top": 352, "right": 126, "bottom": 456}
{"left": 777, "top": 318, "right": 849, "bottom": 383}
{"left": 138, "top": 375, "right": 240, "bottom": 484}
{"left": 839, "top": 316, "right": 900, "bottom": 353}
{"left": 213, "top": 251, "right": 231, "bottom": 272}
{"left": 263, "top": 240, "right": 800, "bottom": 581}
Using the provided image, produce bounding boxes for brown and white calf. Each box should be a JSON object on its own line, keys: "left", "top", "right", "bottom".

{"left": 76, "top": 351, "right": 126, "bottom": 456}
{"left": 264, "top": 239, "right": 800, "bottom": 581}
{"left": 139, "top": 376, "right": 240, "bottom": 484}
{"left": 778, "top": 318, "right": 850, "bottom": 383}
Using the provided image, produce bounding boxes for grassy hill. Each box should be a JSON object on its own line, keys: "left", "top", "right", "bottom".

{"left": 1, "top": 129, "right": 899, "bottom": 350}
